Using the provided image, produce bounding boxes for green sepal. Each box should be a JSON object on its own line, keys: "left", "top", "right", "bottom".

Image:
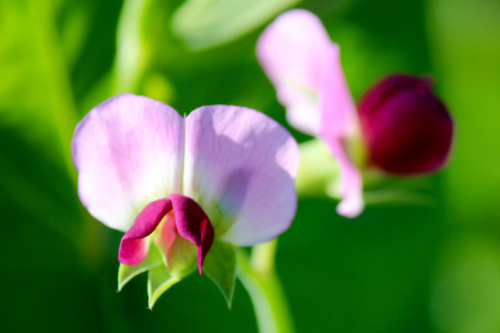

{"left": 295, "top": 139, "right": 340, "bottom": 197}
{"left": 118, "top": 244, "right": 163, "bottom": 291}
{"left": 203, "top": 240, "right": 237, "bottom": 308}
{"left": 147, "top": 265, "right": 190, "bottom": 309}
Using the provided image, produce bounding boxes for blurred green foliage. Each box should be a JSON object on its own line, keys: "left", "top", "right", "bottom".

{"left": 171, "top": 0, "right": 300, "bottom": 49}
{"left": 1, "top": 0, "right": 499, "bottom": 332}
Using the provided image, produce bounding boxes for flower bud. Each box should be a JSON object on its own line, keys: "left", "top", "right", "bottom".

{"left": 358, "top": 75, "right": 454, "bottom": 175}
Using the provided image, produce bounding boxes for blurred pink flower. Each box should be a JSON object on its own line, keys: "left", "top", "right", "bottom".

{"left": 257, "top": 9, "right": 453, "bottom": 218}
{"left": 358, "top": 75, "right": 453, "bottom": 175}
{"left": 72, "top": 94, "right": 299, "bottom": 274}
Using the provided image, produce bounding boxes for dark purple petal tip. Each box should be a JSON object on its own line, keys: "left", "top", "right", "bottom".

{"left": 358, "top": 74, "right": 454, "bottom": 175}
{"left": 170, "top": 194, "right": 215, "bottom": 275}
{"left": 118, "top": 198, "right": 172, "bottom": 265}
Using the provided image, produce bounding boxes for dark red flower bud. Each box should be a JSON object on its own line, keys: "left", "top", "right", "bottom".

{"left": 358, "top": 75, "right": 454, "bottom": 175}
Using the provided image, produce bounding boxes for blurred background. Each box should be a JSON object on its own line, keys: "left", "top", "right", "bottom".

{"left": 1, "top": 0, "right": 500, "bottom": 332}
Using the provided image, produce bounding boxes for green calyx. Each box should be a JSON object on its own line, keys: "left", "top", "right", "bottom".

{"left": 117, "top": 240, "right": 237, "bottom": 309}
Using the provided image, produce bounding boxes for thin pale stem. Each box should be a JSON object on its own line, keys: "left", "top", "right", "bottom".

{"left": 237, "top": 239, "right": 295, "bottom": 333}
{"left": 113, "top": 0, "right": 152, "bottom": 94}
{"left": 28, "top": 0, "right": 80, "bottom": 181}
{"left": 28, "top": 0, "right": 102, "bottom": 270}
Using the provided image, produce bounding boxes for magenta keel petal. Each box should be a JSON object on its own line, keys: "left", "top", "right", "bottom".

{"left": 358, "top": 75, "right": 454, "bottom": 174}
{"left": 170, "top": 194, "right": 214, "bottom": 275}
{"left": 119, "top": 198, "right": 173, "bottom": 265}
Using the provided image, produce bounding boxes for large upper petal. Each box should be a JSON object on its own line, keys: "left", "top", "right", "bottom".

{"left": 319, "top": 44, "right": 364, "bottom": 217}
{"left": 257, "top": 9, "right": 334, "bottom": 136}
{"left": 72, "top": 94, "right": 185, "bottom": 231}
{"left": 183, "top": 105, "right": 299, "bottom": 246}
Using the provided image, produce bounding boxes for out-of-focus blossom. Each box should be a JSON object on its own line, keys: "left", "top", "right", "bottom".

{"left": 358, "top": 75, "right": 453, "bottom": 175}
{"left": 257, "top": 9, "right": 453, "bottom": 218}
{"left": 72, "top": 94, "right": 299, "bottom": 305}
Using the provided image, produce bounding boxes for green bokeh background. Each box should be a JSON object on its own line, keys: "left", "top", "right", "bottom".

{"left": 1, "top": 0, "right": 500, "bottom": 332}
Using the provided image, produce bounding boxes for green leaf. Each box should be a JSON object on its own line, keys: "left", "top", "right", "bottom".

{"left": 171, "top": 0, "right": 301, "bottom": 50}
{"left": 118, "top": 244, "right": 163, "bottom": 291}
{"left": 203, "top": 240, "right": 237, "bottom": 308}
{"left": 147, "top": 265, "right": 184, "bottom": 309}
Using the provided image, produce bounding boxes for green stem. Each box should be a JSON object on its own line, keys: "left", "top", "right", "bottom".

{"left": 237, "top": 239, "right": 295, "bottom": 333}
{"left": 28, "top": 0, "right": 80, "bottom": 181}
{"left": 28, "top": 0, "right": 102, "bottom": 270}
{"left": 113, "top": 0, "right": 152, "bottom": 94}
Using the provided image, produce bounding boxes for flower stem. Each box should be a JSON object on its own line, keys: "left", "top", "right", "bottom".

{"left": 237, "top": 239, "right": 295, "bottom": 333}
{"left": 27, "top": 0, "right": 102, "bottom": 270}
{"left": 28, "top": 0, "right": 80, "bottom": 181}
{"left": 113, "top": 0, "right": 152, "bottom": 94}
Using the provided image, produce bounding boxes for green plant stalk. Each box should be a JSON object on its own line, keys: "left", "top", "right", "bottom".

{"left": 113, "top": 0, "right": 152, "bottom": 94}
{"left": 237, "top": 239, "right": 295, "bottom": 333}
{"left": 28, "top": 0, "right": 80, "bottom": 181}
{"left": 28, "top": 0, "right": 102, "bottom": 270}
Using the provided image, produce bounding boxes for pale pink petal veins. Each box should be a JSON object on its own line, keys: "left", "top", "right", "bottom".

{"left": 319, "top": 44, "right": 364, "bottom": 217}
{"left": 183, "top": 105, "right": 300, "bottom": 246}
{"left": 257, "top": 9, "right": 334, "bottom": 136}
{"left": 119, "top": 198, "right": 173, "bottom": 265}
{"left": 72, "top": 94, "right": 185, "bottom": 231}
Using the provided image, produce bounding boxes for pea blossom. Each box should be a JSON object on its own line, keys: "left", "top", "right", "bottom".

{"left": 257, "top": 9, "right": 453, "bottom": 217}
{"left": 72, "top": 94, "right": 299, "bottom": 306}
{"left": 358, "top": 75, "right": 453, "bottom": 174}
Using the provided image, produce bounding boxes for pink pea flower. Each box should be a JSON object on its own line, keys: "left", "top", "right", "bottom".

{"left": 257, "top": 9, "right": 453, "bottom": 218}
{"left": 72, "top": 94, "right": 299, "bottom": 290}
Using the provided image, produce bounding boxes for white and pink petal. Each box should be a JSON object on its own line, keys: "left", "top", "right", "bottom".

{"left": 259, "top": 9, "right": 364, "bottom": 218}
{"left": 257, "top": 9, "right": 335, "bottom": 136}
{"left": 318, "top": 44, "right": 364, "bottom": 217}
{"left": 72, "top": 94, "right": 185, "bottom": 231}
{"left": 183, "top": 105, "right": 300, "bottom": 246}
